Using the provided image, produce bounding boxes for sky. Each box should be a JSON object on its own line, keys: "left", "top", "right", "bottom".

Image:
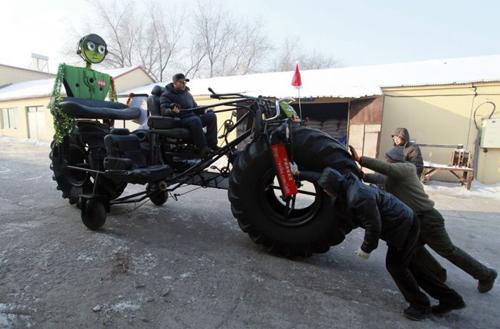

{"left": 1, "top": 0, "right": 500, "bottom": 73}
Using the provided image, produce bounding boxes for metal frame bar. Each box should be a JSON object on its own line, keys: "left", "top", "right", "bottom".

{"left": 62, "top": 93, "right": 276, "bottom": 206}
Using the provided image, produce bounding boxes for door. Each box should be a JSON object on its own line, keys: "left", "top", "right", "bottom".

{"left": 27, "top": 106, "right": 45, "bottom": 140}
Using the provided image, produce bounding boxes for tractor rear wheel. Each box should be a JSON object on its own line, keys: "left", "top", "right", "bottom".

{"left": 228, "top": 127, "right": 357, "bottom": 257}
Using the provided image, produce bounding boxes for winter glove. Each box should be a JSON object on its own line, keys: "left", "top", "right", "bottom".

{"left": 355, "top": 248, "right": 370, "bottom": 259}
{"left": 170, "top": 103, "right": 181, "bottom": 114}
{"left": 348, "top": 145, "right": 361, "bottom": 162}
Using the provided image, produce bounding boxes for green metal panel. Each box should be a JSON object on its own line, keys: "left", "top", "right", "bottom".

{"left": 62, "top": 65, "right": 112, "bottom": 101}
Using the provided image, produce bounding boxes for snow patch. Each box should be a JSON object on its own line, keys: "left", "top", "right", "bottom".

{"left": 109, "top": 300, "right": 141, "bottom": 313}
{"left": 0, "top": 166, "right": 11, "bottom": 174}
{"left": 1, "top": 221, "right": 45, "bottom": 235}
{"left": 23, "top": 175, "right": 43, "bottom": 182}
{"left": 382, "top": 288, "right": 399, "bottom": 295}
{"left": 251, "top": 274, "right": 264, "bottom": 283}
{"left": 77, "top": 254, "right": 95, "bottom": 262}
{"left": 0, "top": 250, "right": 8, "bottom": 262}
{"left": 0, "top": 136, "right": 49, "bottom": 147}
{"left": 131, "top": 252, "right": 158, "bottom": 275}
{"left": 95, "top": 234, "right": 126, "bottom": 247}
{"left": 179, "top": 272, "right": 193, "bottom": 279}
{"left": 0, "top": 304, "right": 34, "bottom": 328}
{"left": 424, "top": 181, "right": 500, "bottom": 200}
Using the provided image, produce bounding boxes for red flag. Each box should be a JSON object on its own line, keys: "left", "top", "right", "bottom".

{"left": 291, "top": 63, "right": 302, "bottom": 88}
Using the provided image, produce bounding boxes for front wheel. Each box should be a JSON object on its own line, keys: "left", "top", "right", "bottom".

{"left": 147, "top": 183, "right": 168, "bottom": 206}
{"left": 228, "top": 127, "right": 357, "bottom": 257}
{"left": 150, "top": 191, "right": 168, "bottom": 206}
{"left": 81, "top": 199, "right": 107, "bottom": 230}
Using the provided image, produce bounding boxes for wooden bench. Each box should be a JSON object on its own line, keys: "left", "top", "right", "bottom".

{"left": 421, "top": 161, "right": 474, "bottom": 190}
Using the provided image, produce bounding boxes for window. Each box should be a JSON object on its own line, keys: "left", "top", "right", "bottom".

{"left": 26, "top": 105, "right": 45, "bottom": 113}
{"left": 1, "top": 108, "right": 17, "bottom": 129}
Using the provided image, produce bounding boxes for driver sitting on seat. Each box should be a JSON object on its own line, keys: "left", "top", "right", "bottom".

{"left": 160, "top": 73, "right": 218, "bottom": 157}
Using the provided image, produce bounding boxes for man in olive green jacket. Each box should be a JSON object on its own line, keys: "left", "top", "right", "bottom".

{"left": 349, "top": 145, "right": 497, "bottom": 295}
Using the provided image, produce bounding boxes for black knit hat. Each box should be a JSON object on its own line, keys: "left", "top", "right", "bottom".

{"left": 385, "top": 146, "right": 405, "bottom": 162}
{"left": 317, "top": 167, "right": 345, "bottom": 195}
{"left": 172, "top": 73, "right": 190, "bottom": 82}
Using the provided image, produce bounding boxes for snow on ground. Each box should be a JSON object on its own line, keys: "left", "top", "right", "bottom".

{"left": 0, "top": 304, "right": 34, "bottom": 328}
{"left": 424, "top": 180, "right": 500, "bottom": 200}
{"left": 0, "top": 136, "right": 49, "bottom": 147}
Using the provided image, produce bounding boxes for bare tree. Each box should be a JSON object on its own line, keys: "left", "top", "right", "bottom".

{"left": 92, "top": 0, "right": 137, "bottom": 68}
{"left": 191, "top": 3, "right": 234, "bottom": 77}
{"left": 300, "top": 52, "right": 337, "bottom": 70}
{"left": 143, "top": 2, "right": 183, "bottom": 81}
{"left": 180, "top": 41, "right": 207, "bottom": 78}
{"left": 189, "top": 2, "right": 272, "bottom": 78}
{"left": 271, "top": 38, "right": 337, "bottom": 71}
{"left": 75, "top": 0, "right": 182, "bottom": 81}
{"left": 228, "top": 20, "right": 272, "bottom": 75}
{"left": 61, "top": 0, "right": 330, "bottom": 82}
{"left": 272, "top": 39, "right": 296, "bottom": 72}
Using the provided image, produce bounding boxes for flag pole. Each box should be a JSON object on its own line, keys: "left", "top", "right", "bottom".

{"left": 298, "top": 87, "right": 302, "bottom": 119}
{"left": 291, "top": 62, "right": 303, "bottom": 120}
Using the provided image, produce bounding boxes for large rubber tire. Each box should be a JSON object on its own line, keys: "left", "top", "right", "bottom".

{"left": 50, "top": 134, "right": 126, "bottom": 204}
{"left": 228, "top": 127, "right": 358, "bottom": 257}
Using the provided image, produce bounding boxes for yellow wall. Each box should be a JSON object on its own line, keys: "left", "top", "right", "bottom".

{"left": 0, "top": 68, "right": 155, "bottom": 142}
{"left": 0, "top": 66, "right": 54, "bottom": 86}
{"left": 194, "top": 95, "right": 237, "bottom": 146}
{"left": 0, "top": 93, "right": 235, "bottom": 146}
{"left": 381, "top": 82, "right": 500, "bottom": 184}
{"left": 0, "top": 97, "right": 53, "bottom": 140}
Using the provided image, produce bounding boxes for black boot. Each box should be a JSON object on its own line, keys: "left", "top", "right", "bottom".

{"left": 478, "top": 269, "right": 497, "bottom": 293}
{"left": 199, "top": 146, "right": 212, "bottom": 158}
{"left": 431, "top": 299, "right": 466, "bottom": 315}
{"left": 403, "top": 305, "right": 431, "bottom": 321}
{"left": 437, "top": 268, "right": 447, "bottom": 283}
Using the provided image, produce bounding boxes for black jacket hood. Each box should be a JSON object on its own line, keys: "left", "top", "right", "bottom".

{"left": 392, "top": 128, "right": 410, "bottom": 144}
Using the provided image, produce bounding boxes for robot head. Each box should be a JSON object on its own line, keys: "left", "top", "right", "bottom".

{"left": 77, "top": 34, "right": 108, "bottom": 64}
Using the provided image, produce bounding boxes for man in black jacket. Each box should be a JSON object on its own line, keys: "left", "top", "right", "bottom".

{"left": 312, "top": 168, "right": 464, "bottom": 320}
{"left": 159, "top": 73, "right": 218, "bottom": 156}
{"left": 392, "top": 128, "right": 424, "bottom": 177}
{"left": 350, "top": 145, "right": 497, "bottom": 294}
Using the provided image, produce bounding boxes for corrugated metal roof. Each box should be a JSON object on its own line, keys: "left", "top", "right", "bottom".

{"left": 126, "top": 54, "right": 500, "bottom": 99}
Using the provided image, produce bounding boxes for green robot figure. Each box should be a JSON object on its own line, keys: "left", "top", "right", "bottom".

{"left": 50, "top": 33, "right": 117, "bottom": 143}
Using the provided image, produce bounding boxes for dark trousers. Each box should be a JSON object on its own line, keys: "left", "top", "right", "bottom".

{"left": 180, "top": 111, "right": 218, "bottom": 149}
{"left": 418, "top": 208, "right": 491, "bottom": 281}
{"left": 386, "top": 219, "right": 463, "bottom": 310}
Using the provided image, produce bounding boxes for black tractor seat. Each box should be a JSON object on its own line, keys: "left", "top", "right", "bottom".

{"left": 146, "top": 86, "right": 193, "bottom": 141}
{"left": 147, "top": 116, "right": 191, "bottom": 140}
{"left": 61, "top": 97, "right": 141, "bottom": 120}
{"left": 103, "top": 129, "right": 172, "bottom": 184}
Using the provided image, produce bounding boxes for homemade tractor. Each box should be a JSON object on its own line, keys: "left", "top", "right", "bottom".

{"left": 49, "top": 34, "right": 358, "bottom": 257}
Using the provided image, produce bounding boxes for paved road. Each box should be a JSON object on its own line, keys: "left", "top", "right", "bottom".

{"left": 0, "top": 138, "right": 499, "bottom": 329}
